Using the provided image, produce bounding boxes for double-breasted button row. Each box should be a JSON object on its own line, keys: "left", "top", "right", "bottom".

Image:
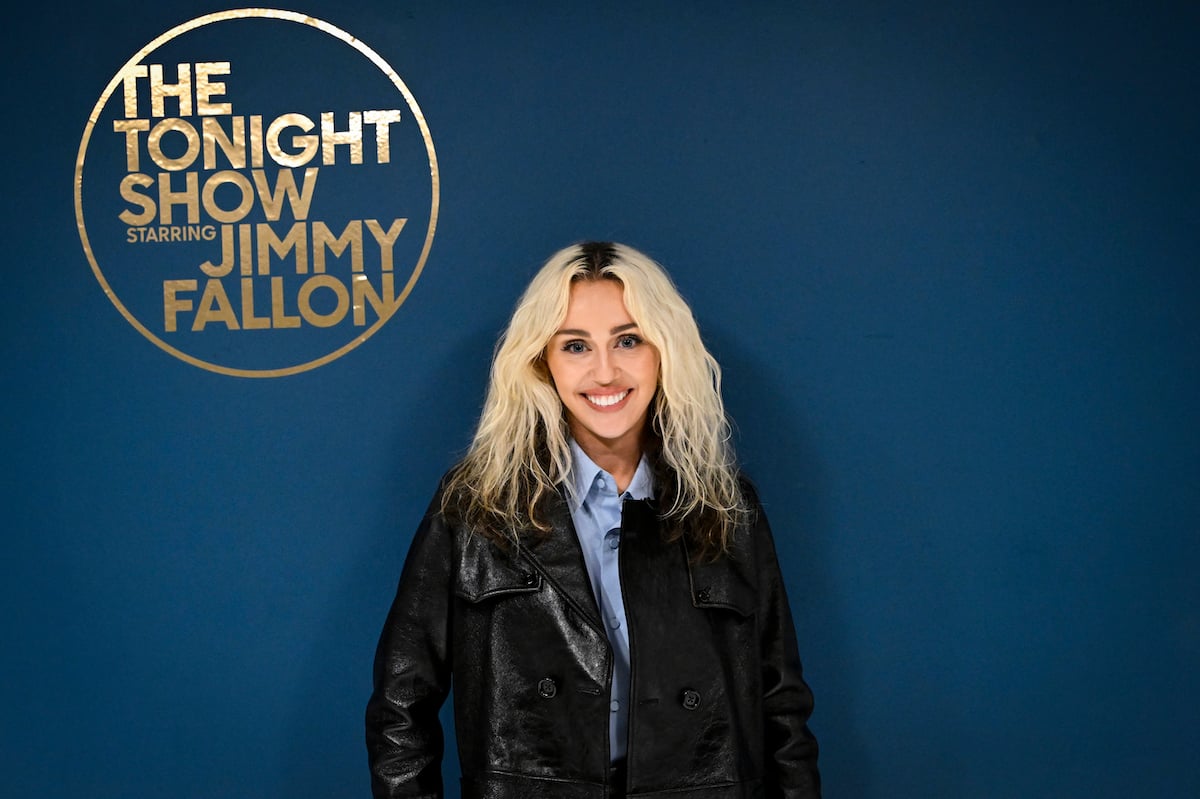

{"left": 537, "top": 678, "right": 700, "bottom": 710}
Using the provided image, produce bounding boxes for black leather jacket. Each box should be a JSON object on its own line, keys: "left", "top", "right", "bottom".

{"left": 365, "top": 477, "right": 820, "bottom": 798}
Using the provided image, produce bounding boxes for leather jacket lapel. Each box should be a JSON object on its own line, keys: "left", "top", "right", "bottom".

{"left": 517, "top": 490, "right": 605, "bottom": 632}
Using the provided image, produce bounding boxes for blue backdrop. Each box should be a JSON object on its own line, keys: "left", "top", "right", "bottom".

{"left": 3, "top": 2, "right": 1197, "bottom": 797}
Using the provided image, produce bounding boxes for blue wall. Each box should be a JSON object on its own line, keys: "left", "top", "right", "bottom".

{"left": 4, "top": 2, "right": 1197, "bottom": 796}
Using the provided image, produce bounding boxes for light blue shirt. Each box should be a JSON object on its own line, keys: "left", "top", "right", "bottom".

{"left": 567, "top": 439, "right": 653, "bottom": 762}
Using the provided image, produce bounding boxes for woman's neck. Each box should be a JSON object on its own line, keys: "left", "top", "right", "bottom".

{"left": 571, "top": 430, "right": 642, "bottom": 494}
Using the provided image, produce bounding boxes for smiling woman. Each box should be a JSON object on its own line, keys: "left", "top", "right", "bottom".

{"left": 544, "top": 279, "right": 661, "bottom": 490}
{"left": 365, "top": 242, "right": 821, "bottom": 798}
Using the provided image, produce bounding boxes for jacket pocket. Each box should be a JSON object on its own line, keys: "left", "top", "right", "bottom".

{"left": 454, "top": 533, "right": 543, "bottom": 602}
{"left": 687, "top": 553, "right": 758, "bottom": 617}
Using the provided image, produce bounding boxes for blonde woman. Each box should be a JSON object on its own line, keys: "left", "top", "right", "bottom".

{"left": 366, "top": 242, "right": 820, "bottom": 798}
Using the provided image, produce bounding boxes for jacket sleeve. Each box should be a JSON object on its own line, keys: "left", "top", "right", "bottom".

{"left": 748, "top": 483, "right": 822, "bottom": 799}
{"left": 365, "top": 488, "right": 455, "bottom": 799}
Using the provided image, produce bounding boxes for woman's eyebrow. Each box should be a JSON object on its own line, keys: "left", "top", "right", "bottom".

{"left": 553, "top": 322, "right": 639, "bottom": 337}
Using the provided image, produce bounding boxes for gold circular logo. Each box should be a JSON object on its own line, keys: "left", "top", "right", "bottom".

{"left": 75, "top": 8, "right": 439, "bottom": 377}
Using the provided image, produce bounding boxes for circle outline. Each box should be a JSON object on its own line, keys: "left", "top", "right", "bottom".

{"left": 75, "top": 7, "right": 439, "bottom": 378}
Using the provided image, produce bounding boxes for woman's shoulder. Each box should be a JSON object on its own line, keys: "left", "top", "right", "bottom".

{"left": 425, "top": 458, "right": 475, "bottom": 505}
{"left": 732, "top": 469, "right": 767, "bottom": 516}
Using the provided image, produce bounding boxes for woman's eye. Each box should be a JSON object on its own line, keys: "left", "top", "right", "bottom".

{"left": 562, "top": 340, "right": 587, "bottom": 354}
{"left": 616, "top": 334, "right": 641, "bottom": 349}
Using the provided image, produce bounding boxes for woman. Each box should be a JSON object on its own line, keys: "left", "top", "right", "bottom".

{"left": 366, "top": 242, "right": 820, "bottom": 798}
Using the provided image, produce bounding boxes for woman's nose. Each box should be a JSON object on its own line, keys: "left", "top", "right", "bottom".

{"left": 592, "top": 350, "right": 618, "bottom": 383}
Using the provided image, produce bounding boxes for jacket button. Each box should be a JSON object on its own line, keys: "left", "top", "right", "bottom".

{"left": 696, "top": 587, "right": 711, "bottom": 602}
{"left": 537, "top": 677, "right": 558, "bottom": 699}
{"left": 681, "top": 689, "right": 701, "bottom": 710}
{"left": 523, "top": 571, "right": 537, "bottom": 587}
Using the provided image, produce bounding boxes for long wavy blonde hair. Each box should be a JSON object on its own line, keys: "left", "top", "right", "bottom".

{"left": 442, "top": 241, "right": 745, "bottom": 558}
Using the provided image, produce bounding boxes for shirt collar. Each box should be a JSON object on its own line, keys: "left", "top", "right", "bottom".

{"left": 568, "top": 438, "right": 654, "bottom": 510}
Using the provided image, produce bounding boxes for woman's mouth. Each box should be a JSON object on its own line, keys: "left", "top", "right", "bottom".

{"left": 584, "top": 390, "right": 629, "bottom": 408}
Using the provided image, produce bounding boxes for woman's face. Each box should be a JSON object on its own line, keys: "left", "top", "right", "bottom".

{"left": 544, "top": 279, "right": 661, "bottom": 458}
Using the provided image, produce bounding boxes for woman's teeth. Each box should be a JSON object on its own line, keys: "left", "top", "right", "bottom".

{"left": 586, "top": 390, "right": 628, "bottom": 407}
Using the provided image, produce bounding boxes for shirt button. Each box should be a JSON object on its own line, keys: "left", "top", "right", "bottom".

{"left": 605, "top": 529, "right": 620, "bottom": 549}
{"left": 608, "top": 616, "right": 621, "bottom": 630}
{"left": 610, "top": 700, "right": 620, "bottom": 712}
